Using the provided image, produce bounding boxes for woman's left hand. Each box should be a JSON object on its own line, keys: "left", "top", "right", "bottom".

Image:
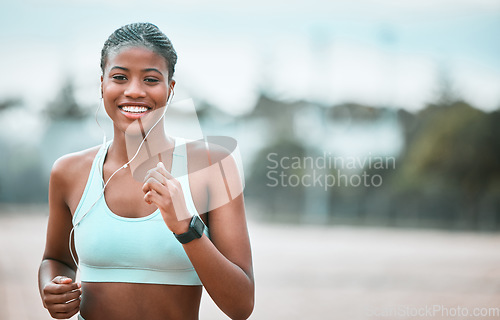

{"left": 142, "top": 162, "right": 192, "bottom": 234}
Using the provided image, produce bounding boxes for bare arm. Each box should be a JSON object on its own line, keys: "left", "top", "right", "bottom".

{"left": 143, "top": 144, "right": 254, "bottom": 319}
{"left": 182, "top": 193, "right": 254, "bottom": 320}
{"left": 38, "top": 156, "right": 83, "bottom": 319}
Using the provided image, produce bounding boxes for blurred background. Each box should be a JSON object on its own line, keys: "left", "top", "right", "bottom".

{"left": 0, "top": 0, "right": 499, "bottom": 319}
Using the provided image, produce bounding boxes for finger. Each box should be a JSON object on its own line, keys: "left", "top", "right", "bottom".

{"left": 143, "top": 170, "right": 167, "bottom": 185}
{"left": 142, "top": 177, "right": 161, "bottom": 194}
{"left": 142, "top": 178, "right": 166, "bottom": 196}
{"left": 53, "top": 282, "right": 79, "bottom": 293}
{"left": 50, "top": 294, "right": 81, "bottom": 313}
{"left": 145, "top": 193, "right": 152, "bottom": 205}
{"left": 157, "top": 161, "right": 168, "bottom": 175}
{"left": 156, "top": 162, "right": 176, "bottom": 180}
{"left": 145, "top": 161, "right": 169, "bottom": 175}
{"left": 44, "top": 290, "right": 81, "bottom": 306}
{"left": 144, "top": 189, "right": 152, "bottom": 204}
{"left": 66, "top": 288, "right": 82, "bottom": 302}
{"left": 44, "top": 281, "right": 80, "bottom": 295}
{"left": 143, "top": 177, "right": 176, "bottom": 196}
{"left": 151, "top": 163, "right": 183, "bottom": 190}
{"left": 45, "top": 287, "right": 82, "bottom": 305}
{"left": 51, "top": 299, "right": 80, "bottom": 318}
{"left": 144, "top": 189, "right": 163, "bottom": 206}
{"left": 53, "top": 309, "right": 80, "bottom": 320}
{"left": 52, "top": 276, "right": 73, "bottom": 284}
{"left": 145, "top": 188, "right": 174, "bottom": 209}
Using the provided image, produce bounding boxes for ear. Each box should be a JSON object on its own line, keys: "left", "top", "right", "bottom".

{"left": 100, "top": 75, "right": 104, "bottom": 97}
{"left": 169, "top": 79, "right": 176, "bottom": 92}
{"left": 167, "top": 80, "right": 176, "bottom": 101}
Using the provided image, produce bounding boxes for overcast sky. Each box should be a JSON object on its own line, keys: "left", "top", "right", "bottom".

{"left": 1, "top": 0, "right": 499, "bottom": 115}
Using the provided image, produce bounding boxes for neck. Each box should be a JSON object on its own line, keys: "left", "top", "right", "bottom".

{"left": 109, "top": 121, "right": 173, "bottom": 172}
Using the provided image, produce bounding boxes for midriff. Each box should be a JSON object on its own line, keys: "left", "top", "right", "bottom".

{"left": 80, "top": 282, "right": 202, "bottom": 320}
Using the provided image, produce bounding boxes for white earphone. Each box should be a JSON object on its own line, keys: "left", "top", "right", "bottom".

{"left": 69, "top": 87, "right": 175, "bottom": 269}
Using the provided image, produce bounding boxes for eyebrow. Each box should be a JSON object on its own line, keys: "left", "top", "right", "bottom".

{"left": 110, "top": 66, "right": 164, "bottom": 76}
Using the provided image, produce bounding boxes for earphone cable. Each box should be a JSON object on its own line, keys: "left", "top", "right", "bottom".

{"left": 68, "top": 92, "right": 173, "bottom": 271}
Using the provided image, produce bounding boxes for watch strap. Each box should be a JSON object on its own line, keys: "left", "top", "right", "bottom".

{"left": 174, "top": 215, "right": 205, "bottom": 244}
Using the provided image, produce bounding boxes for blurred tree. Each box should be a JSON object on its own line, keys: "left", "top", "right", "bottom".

{"left": 246, "top": 138, "right": 311, "bottom": 221}
{"left": 391, "top": 101, "right": 500, "bottom": 229}
{"left": 195, "top": 99, "right": 235, "bottom": 136}
{"left": 244, "top": 94, "right": 308, "bottom": 141}
{"left": 38, "top": 80, "right": 97, "bottom": 203}
{"left": 327, "top": 103, "right": 386, "bottom": 122}
{"left": 0, "top": 97, "right": 48, "bottom": 203}
{"left": 45, "top": 80, "right": 88, "bottom": 120}
{"left": 0, "top": 97, "right": 23, "bottom": 111}
{"left": 434, "top": 64, "right": 460, "bottom": 106}
{"left": 0, "top": 145, "right": 46, "bottom": 202}
{"left": 241, "top": 90, "right": 500, "bottom": 230}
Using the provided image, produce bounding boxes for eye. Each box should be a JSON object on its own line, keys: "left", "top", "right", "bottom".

{"left": 112, "top": 75, "right": 127, "bottom": 81}
{"left": 145, "top": 78, "right": 159, "bottom": 83}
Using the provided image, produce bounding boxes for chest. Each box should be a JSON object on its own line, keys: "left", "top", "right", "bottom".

{"left": 102, "top": 162, "right": 209, "bottom": 219}
{"left": 104, "top": 174, "right": 154, "bottom": 218}
{"left": 67, "top": 140, "right": 210, "bottom": 221}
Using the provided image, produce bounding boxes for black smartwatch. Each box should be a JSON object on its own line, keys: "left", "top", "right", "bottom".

{"left": 174, "top": 215, "right": 205, "bottom": 244}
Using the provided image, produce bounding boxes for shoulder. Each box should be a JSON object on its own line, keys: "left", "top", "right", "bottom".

{"left": 185, "top": 137, "right": 237, "bottom": 165}
{"left": 185, "top": 137, "right": 243, "bottom": 194}
{"left": 50, "top": 145, "right": 102, "bottom": 189}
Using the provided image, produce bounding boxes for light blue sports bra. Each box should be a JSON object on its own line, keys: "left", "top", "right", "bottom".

{"left": 72, "top": 137, "right": 208, "bottom": 286}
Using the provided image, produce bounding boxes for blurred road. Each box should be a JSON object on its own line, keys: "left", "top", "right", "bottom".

{"left": 0, "top": 205, "right": 499, "bottom": 320}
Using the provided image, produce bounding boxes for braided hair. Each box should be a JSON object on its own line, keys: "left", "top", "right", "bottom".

{"left": 101, "top": 22, "right": 177, "bottom": 81}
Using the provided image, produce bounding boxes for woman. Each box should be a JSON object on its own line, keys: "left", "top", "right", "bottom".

{"left": 38, "top": 22, "right": 254, "bottom": 320}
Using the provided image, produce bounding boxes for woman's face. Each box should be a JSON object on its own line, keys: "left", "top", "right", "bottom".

{"left": 101, "top": 46, "right": 174, "bottom": 136}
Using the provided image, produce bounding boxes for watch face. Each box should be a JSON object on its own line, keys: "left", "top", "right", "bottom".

{"left": 192, "top": 216, "right": 205, "bottom": 236}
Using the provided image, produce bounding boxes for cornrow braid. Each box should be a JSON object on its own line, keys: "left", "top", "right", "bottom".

{"left": 101, "top": 22, "right": 177, "bottom": 80}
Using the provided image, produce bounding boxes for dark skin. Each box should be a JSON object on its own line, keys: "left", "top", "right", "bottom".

{"left": 38, "top": 47, "right": 254, "bottom": 320}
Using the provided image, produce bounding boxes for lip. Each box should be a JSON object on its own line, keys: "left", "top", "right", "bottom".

{"left": 118, "top": 102, "right": 152, "bottom": 120}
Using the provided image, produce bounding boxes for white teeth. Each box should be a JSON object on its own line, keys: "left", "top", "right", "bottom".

{"left": 121, "top": 106, "right": 149, "bottom": 113}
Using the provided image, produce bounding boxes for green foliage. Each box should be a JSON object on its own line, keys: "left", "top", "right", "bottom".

{"left": 394, "top": 101, "right": 499, "bottom": 195}
{"left": 244, "top": 92, "right": 500, "bottom": 229}
{"left": 379, "top": 101, "right": 500, "bottom": 229}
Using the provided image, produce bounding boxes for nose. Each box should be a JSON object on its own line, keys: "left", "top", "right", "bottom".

{"left": 124, "top": 79, "right": 146, "bottom": 98}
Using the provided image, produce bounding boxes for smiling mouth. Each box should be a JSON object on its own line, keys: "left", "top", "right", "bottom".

{"left": 119, "top": 106, "right": 151, "bottom": 113}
